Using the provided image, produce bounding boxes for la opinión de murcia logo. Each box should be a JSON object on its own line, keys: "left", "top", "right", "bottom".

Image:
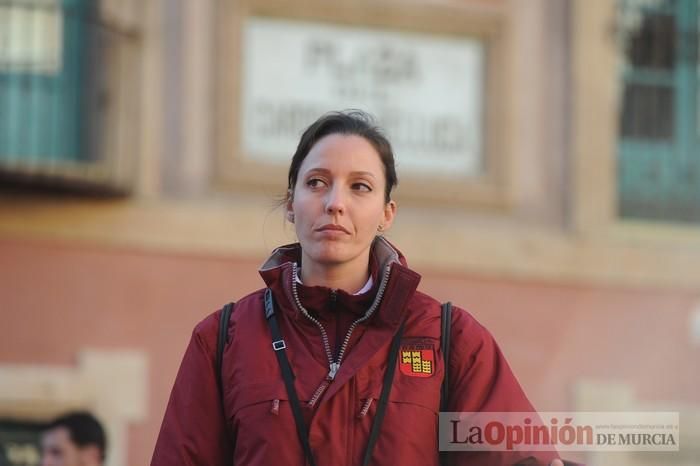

{"left": 439, "top": 412, "right": 680, "bottom": 452}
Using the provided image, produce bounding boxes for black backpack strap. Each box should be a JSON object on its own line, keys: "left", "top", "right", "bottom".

{"left": 440, "top": 302, "right": 453, "bottom": 466}
{"left": 361, "top": 318, "right": 406, "bottom": 466}
{"left": 217, "top": 302, "right": 235, "bottom": 405}
{"left": 264, "top": 288, "right": 318, "bottom": 466}
{"left": 440, "top": 302, "right": 452, "bottom": 412}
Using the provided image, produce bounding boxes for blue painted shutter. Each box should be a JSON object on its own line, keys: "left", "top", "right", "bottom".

{"left": 617, "top": 0, "right": 700, "bottom": 223}
{"left": 0, "top": 0, "right": 88, "bottom": 164}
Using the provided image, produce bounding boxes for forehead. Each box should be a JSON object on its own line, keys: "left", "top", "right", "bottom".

{"left": 41, "top": 426, "right": 74, "bottom": 449}
{"left": 300, "top": 134, "right": 384, "bottom": 175}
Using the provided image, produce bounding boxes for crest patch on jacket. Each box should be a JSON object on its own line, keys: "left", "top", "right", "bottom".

{"left": 399, "top": 340, "right": 435, "bottom": 377}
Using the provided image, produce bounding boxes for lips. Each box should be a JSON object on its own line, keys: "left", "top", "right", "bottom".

{"left": 316, "top": 224, "right": 350, "bottom": 234}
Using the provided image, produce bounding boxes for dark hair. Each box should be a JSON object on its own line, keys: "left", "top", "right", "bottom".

{"left": 287, "top": 110, "right": 398, "bottom": 203}
{"left": 46, "top": 411, "right": 106, "bottom": 461}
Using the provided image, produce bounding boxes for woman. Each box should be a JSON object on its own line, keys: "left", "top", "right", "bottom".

{"left": 151, "top": 111, "right": 563, "bottom": 466}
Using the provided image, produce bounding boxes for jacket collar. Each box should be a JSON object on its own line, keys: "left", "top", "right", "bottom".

{"left": 258, "top": 237, "right": 421, "bottom": 327}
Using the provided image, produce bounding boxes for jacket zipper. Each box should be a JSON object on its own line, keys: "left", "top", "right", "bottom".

{"left": 291, "top": 262, "right": 391, "bottom": 407}
{"left": 358, "top": 398, "right": 373, "bottom": 417}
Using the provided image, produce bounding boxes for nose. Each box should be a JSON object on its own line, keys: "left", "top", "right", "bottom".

{"left": 325, "top": 186, "right": 346, "bottom": 215}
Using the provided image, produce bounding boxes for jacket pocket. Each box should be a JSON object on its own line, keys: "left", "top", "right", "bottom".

{"left": 227, "top": 381, "right": 306, "bottom": 465}
{"left": 227, "top": 380, "right": 290, "bottom": 418}
{"left": 355, "top": 374, "right": 442, "bottom": 466}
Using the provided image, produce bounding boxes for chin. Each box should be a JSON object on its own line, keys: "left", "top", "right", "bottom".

{"left": 314, "top": 251, "right": 353, "bottom": 265}
{"left": 306, "top": 244, "right": 356, "bottom": 265}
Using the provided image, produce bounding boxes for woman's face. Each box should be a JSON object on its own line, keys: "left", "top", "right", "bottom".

{"left": 288, "top": 133, "right": 396, "bottom": 273}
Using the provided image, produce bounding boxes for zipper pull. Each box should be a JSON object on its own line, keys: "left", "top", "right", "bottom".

{"left": 358, "top": 398, "right": 373, "bottom": 418}
{"left": 307, "top": 362, "right": 340, "bottom": 408}
{"left": 307, "top": 376, "right": 331, "bottom": 408}
{"left": 328, "top": 362, "right": 340, "bottom": 380}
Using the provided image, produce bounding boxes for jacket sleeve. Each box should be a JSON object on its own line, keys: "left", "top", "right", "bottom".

{"left": 445, "top": 307, "right": 560, "bottom": 466}
{"left": 151, "top": 310, "right": 233, "bottom": 466}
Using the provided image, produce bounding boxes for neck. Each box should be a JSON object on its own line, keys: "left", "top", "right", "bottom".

{"left": 299, "top": 252, "right": 371, "bottom": 293}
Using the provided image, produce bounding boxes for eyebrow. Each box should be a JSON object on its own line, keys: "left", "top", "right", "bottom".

{"left": 304, "top": 168, "right": 377, "bottom": 179}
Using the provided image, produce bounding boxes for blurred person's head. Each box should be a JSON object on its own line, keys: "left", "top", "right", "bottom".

{"left": 40, "top": 411, "right": 106, "bottom": 466}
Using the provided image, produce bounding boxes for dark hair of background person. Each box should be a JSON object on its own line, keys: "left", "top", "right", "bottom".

{"left": 45, "top": 411, "right": 107, "bottom": 461}
{"left": 286, "top": 110, "right": 399, "bottom": 203}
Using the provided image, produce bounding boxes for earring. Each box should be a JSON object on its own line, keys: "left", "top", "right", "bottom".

{"left": 287, "top": 212, "right": 295, "bottom": 222}
{"left": 377, "top": 224, "right": 384, "bottom": 232}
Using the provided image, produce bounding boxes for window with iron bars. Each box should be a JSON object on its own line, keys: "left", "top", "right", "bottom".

{"left": 0, "top": 0, "right": 138, "bottom": 194}
{"left": 617, "top": 0, "right": 700, "bottom": 223}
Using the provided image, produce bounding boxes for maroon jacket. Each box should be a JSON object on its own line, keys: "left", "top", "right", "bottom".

{"left": 152, "top": 238, "right": 559, "bottom": 466}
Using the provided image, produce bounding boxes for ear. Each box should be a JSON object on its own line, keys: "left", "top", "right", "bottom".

{"left": 380, "top": 200, "right": 397, "bottom": 231}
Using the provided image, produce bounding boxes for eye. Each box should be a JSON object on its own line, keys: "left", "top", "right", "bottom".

{"left": 352, "top": 182, "right": 372, "bottom": 192}
{"left": 306, "top": 177, "right": 327, "bottom": 189}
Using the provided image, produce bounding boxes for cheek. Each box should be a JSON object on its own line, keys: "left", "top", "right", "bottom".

{"left": 355, "top": 206, "right": 384, "bottom": 233}
{"left": 291, "top": 198, "right": 317, "bottom": 229}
